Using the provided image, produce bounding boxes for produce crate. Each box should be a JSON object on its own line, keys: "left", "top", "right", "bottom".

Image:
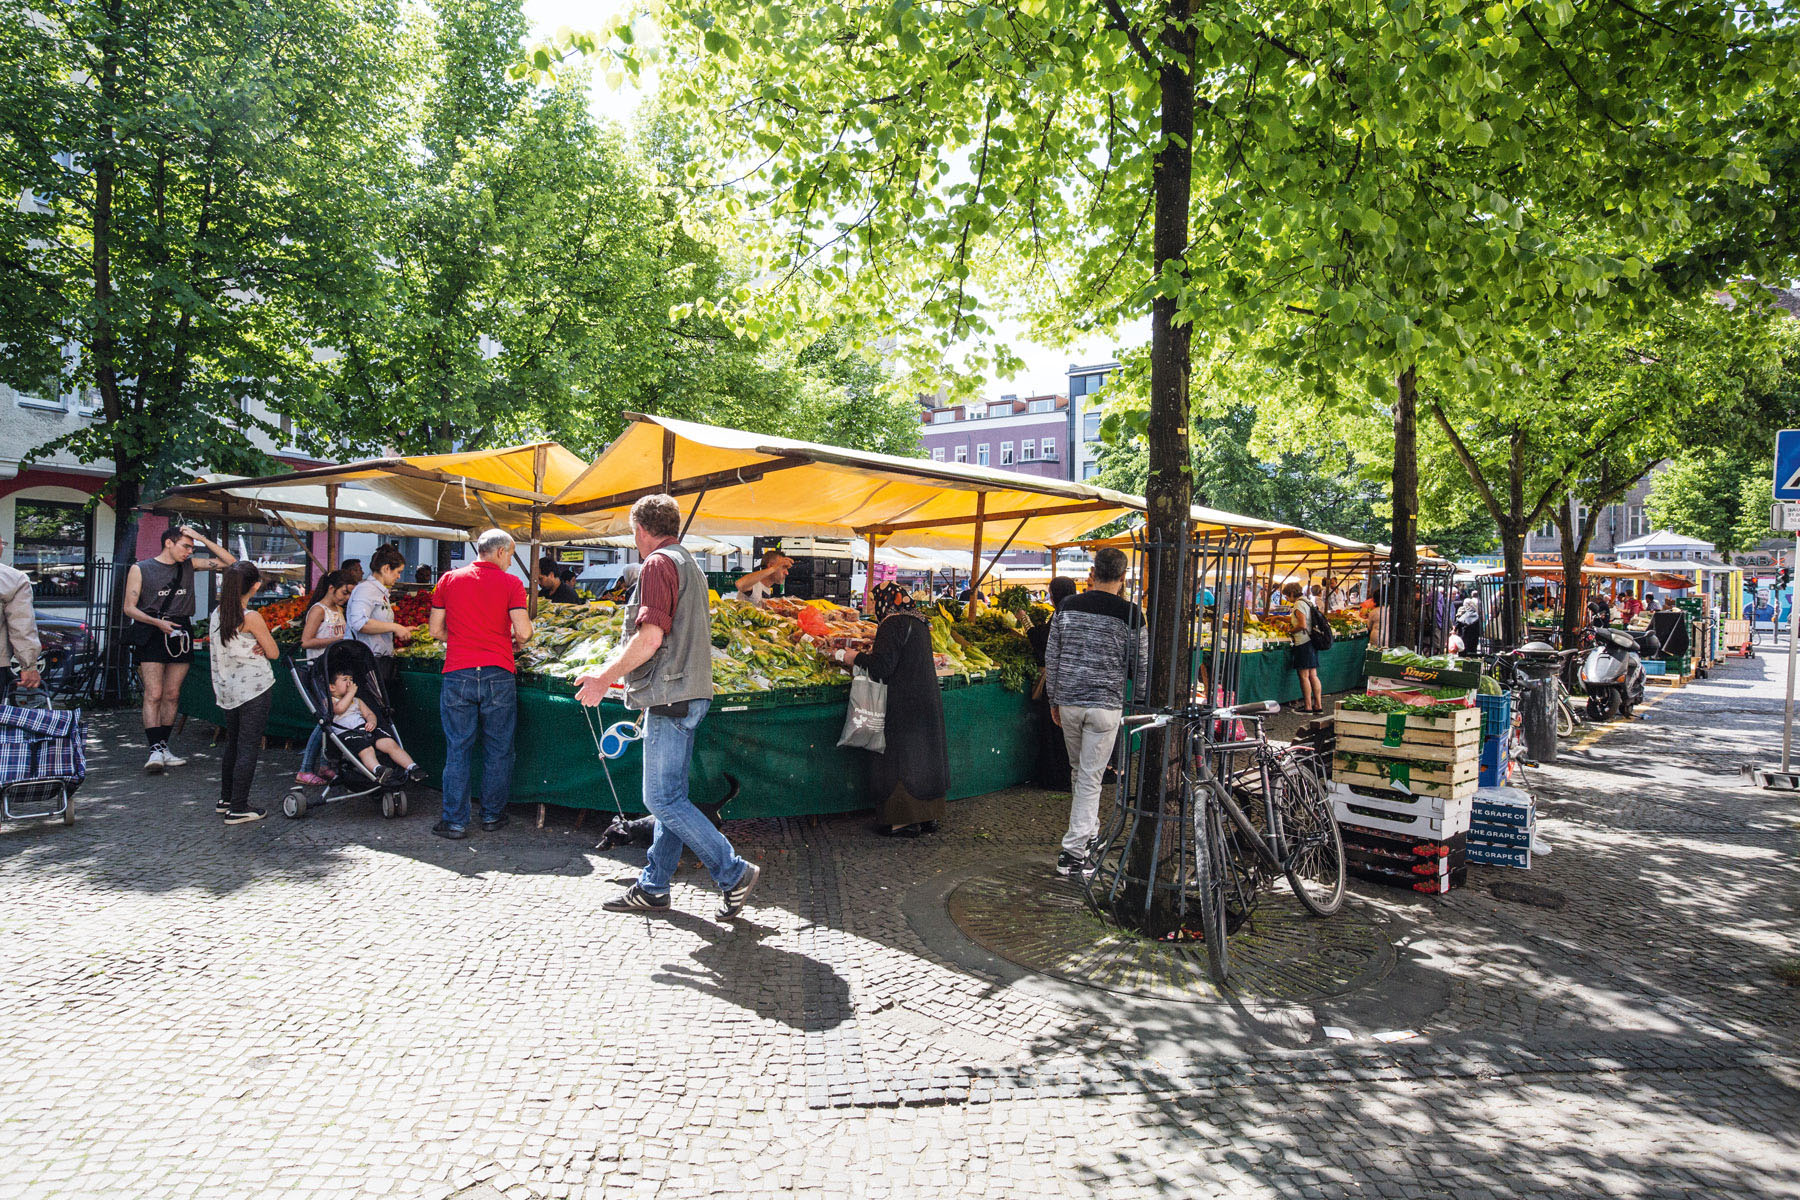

{"left": 1475, "top": 693, "right": 1514, "bottom": 744}
{"left": 1334, "top": 752, "right": 1479, "bottom": 796}
{"left": 1345, "top": 844, "right": 1467, "bottom": 877}
{"left": 1471, "top": 789, "right": 1535, "bottom": 826}
{"left": 1467, "top": 841, "right": 1533, "bottom": 869}
{"left": 1349, "top": 861, "right": 1466, "bottom": 895}
{"left": 1334, "top": 709, "right": 1481, "bottom": 762}
{"left": 1329, "top": 783, "right": 1472, "bottom": 838}
{"left": 1640, "top": 659, "right": 1666, "bottom": 676}
{"left": 1477, "top": 741, "right": 1510, "bottom": 788}
{"left": 1467, "top": 819, "right": 1531, "bottom": 848}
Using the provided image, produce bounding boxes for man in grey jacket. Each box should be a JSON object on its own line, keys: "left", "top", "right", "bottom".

{"left": 575, "top": 494, "right": 761, "bottom": 919}
{"left": 1044, "top": 547, "right": 1146, "bottom": 875}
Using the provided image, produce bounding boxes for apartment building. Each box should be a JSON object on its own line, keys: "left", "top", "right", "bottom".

{"left": 1521, "top": 469, "right": 1661, "bottom": 562}
{"left": 918, "top": 393, "right": 1071, "bottom": 480}
{"left": 1067, "top": 360, "right": 1120, "bottom": 482}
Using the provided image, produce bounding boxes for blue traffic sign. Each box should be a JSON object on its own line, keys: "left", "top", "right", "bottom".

{"left": 1778, "top": 430, "right": 1800, "bottom": 500}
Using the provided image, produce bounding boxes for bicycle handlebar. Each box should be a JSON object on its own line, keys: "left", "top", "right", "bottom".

{"left": 1123, "top": 700, "right": 1281, "bottom": 734}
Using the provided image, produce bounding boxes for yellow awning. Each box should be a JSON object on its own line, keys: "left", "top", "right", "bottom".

{"left": 547, "top": 413, "right": 1144, "bottom": 552}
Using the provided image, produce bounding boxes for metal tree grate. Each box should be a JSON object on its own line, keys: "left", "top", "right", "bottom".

{"left": 1083, "top": 530, "right": 1251, "bottom": 936}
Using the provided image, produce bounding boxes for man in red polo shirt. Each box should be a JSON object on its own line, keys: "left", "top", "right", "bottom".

{"left": 427, "top": 529, "right": 533, "bottom": 839}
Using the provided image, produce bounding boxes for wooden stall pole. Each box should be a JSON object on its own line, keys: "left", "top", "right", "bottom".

{"left": 967, "top": 492, "right": 987, "bottom": 615}
{"left": 865, "top": 536, "right": 878, "bottom": 611}
{"left": 325, "top": 485, "right": 340, "bottom": 570}
{"left": 661, "top": 429, "right": 677, "bottom": 492}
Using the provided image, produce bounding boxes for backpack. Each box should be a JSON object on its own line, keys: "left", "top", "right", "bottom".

{"left": 1306, "top": 600, "right": 1335, "bottom": 651}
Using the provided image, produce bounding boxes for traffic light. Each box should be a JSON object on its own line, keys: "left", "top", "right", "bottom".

{"left": 1781, "top": 568, "right": 1792, "bottom": 589}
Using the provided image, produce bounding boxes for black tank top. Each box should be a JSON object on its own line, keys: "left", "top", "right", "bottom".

{"left": 135, "top": 557, "right": 194, "bottom": 622}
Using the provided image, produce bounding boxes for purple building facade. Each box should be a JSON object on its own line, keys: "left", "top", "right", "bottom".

{"left": 917, "top": 393, "right": 1071, "bottom": 481}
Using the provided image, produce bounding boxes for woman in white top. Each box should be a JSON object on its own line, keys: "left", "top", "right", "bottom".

{"left": 209, "top": 561, "right": 281, "bottom": 823}
{"left": 295, "top": 569, "right": 354, "bottom": 785}
{"left": 1282, "top": 581, "right": 1324, "bottom": 715}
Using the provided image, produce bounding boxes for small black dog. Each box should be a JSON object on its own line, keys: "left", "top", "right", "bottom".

{"left": 595, "top": 775, "right": 739, "bottom": 850}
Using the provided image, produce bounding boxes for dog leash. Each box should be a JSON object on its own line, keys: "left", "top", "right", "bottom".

{"left": 580, "top": 703, "right": 641, "bottom": 823}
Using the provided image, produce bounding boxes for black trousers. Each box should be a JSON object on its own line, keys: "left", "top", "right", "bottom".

{"left": 220, "top": 686, "right": 273, "bottom": 811}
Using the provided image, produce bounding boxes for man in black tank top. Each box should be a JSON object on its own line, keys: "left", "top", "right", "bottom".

{"left": 123, "top": 525, "right": 234, "bottom": 774}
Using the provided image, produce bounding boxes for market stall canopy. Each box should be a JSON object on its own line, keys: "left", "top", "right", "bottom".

{"left": 568, "top": 533, "right": 741, "bottom": 557}
{"left": 545, "top": 414, "right": 1141, "bottom": 552}
{"left": 1475, "top": 561, "right": 1656, "bottom": 581}
{"left": 1068, "top": 521, "right": 1381, "bottom": 577}
{"left": 153, "top": 474, "right": 469, "bottom": 540}
{"left": 156, "top": 443, "right": 594, "bottom": 540}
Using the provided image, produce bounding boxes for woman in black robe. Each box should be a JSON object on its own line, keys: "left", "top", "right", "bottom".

{"left": 847, "top": 583, "right": 948, "bottom": 836}
{"left": 1027, "top": 576, "right": 1078, "bottom": 788}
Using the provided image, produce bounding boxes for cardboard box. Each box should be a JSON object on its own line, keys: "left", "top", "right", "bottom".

{"left": 1467, "top": 841, "right": 1532, "bottom": 869}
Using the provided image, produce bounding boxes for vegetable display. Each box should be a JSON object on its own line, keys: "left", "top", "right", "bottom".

{"left": 1340, "top": 693, "right": 1462, "bottom": 719}
{"left": 252, "top": 595, "right": 308, "bottom": 631}
{"left": 950, "top": 611, "right": 1039, "bottom": 692}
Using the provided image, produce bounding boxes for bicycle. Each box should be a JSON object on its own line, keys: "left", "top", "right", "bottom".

{"left": 1131, "top": 702, "right": 1346, "bottom": 984}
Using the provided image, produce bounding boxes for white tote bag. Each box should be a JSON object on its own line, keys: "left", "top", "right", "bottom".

{"left": 837, "top": 668, "right": 888, "bottom": 753}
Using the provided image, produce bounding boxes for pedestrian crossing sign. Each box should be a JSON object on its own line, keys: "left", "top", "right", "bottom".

{"left": 1777, "top": 430, "right": 1800, "bottom": 500}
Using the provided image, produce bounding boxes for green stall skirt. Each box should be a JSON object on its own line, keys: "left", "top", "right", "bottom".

{"left": 179, "top": 650, "right": 319, "bottom": 741}
{"left": 382, "top": 667, "right": 1034, "bottom": 820}
{"left": 1235, "top": 635, "right": 1369, "bottom": 704}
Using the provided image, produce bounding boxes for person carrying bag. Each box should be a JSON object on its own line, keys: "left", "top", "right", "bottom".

{"left": 833, "top": 583, "right": 946, "bottom": 837}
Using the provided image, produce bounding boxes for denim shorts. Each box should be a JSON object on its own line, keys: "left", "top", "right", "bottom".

{"left": 1291, "top": 640, "right": 1320, "bottom": 671}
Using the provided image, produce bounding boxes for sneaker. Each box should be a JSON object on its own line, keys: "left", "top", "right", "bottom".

{"left": 295, "top": 772, "right": 328, "bottom": 787}
{"left": 602, "top": 884, "right": 671, "bottom": 913}
{"left": 145, "top": 747, "right": 166, "bottom": 774}
{"left": 716, "top": 862, "right": 762, "bottom": 920}
{"left": 215, "top": 797, "right": 230, "bottom": 814}
{"left": 480, "top": 812, "right": 510, "bottom": 832}
{"left": 377, "top": 766, "right": 401, "bottom": 785}
{"left": 405, "top": 763, "right": 428, "bottom": 784}
{"left": 1055, "top": 851, "right": 1087, "bottom": 877}
{"left": 160, "top": 748, "right": 187, "bottom": 768}
{"left": 431, "top": 820, "right": 467, "bottom": 840}
{"left": 222, "top": 806, "right": 266, "bottom": 825}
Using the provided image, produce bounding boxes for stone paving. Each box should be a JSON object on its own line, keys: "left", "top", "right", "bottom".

{"left": 2, "top": 649, "right": 1797, "bottom": 1198}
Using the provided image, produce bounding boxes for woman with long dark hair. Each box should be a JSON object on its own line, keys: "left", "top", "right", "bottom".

{"left": 840, "top": 583, "right": 949, "bottom": 836}
{"left": 209, "top": 561, "right": 281, "bottom": 823}
{"left": 294, "top": 569, "right": 353, "bottom": 785}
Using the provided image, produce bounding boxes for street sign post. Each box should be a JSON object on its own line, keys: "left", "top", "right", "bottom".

{"left": 1761, "top": 436, "right": 1800, "bottom": 788}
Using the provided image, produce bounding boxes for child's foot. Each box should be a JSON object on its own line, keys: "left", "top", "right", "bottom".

{"left": 405, "top": 763, "right": 427, "bottom": 784}
{"left": 296, "top": 771, "right": 328, "bottom": 786}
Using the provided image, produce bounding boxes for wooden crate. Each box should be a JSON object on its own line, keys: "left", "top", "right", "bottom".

{"left": 1335, "top": 707, "right": 1480, "bottom": 739}
{"left": 1334, "top": 760, "right": 1479, "bottom": 800}
{"left": 1335, "top": 728, "right": 1481, "bottom": 763}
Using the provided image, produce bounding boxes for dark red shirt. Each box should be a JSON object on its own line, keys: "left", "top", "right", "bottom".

{"left": 432, "top": 561, "right": 529, "bottom": 673}
{"left": 634, "top": 539, "right": 681, "bottom": 634}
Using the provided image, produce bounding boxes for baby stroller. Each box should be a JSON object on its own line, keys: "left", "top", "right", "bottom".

{"left": 0, "top": 691, "right": 85, "bottom": 826}
{"left": 281, "top": 639, "right": 413, "bottom": 820}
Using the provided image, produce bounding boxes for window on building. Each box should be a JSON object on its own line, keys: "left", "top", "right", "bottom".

{"left": 1028, "top": 399, "right": 1054, "bottom": 414}
{"left": 987, "top": 402, "right": 1012, "bottom": 418}
{"left": 1071, "top": 372, "right": 1109, "bottom": 398}
{"left": 930, "top": 410, "right": 956, "bottom": 424}
{"left": 1041, "top": 437, "right": 1056, "bottom": 461}
{"left": 1082, "top": 413, "right": 1102, "bottom": 441}
{"left": 931, "top": 447, "right": 945, "bottom": 462}
{"left": 954, "top": 446, "right": 968, "bottom": 463}
{"left": 977, "top": 443, "right": 990, "bottom": 467}
{"left": 15, "top": 499, "right": 92, "bottom": 604}
{"left": 1577, "top": 504, "right": 1590, "bottom": 531}
{"left": 1021, "top": 439, "right": 1035, "bottom": 461}
{"left": 1000, "top": 442, "right": 1014, "bottom": 465}
{"left": 1537, "top": 519, "right": 1556, "bottom": 538}
{"left": 1082, "top": 461, "right": 1101, "bottom": 480}
{"left": 1627, "top": 505, "right": 1645, "bottom": 539}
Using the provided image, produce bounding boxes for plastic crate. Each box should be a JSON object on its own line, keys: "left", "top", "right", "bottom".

{"left": 1478, "top": 742, "right": 1508, "bottom": 788}
{"left": 1476, "top": 693, "right": 1513, "bottom": 744}
{"left": 1641, "top": 659, "right": 1666, "bottom": 676}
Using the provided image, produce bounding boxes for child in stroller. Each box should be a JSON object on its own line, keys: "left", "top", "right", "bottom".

{"left": 328, "top": 669, "right": 426, "bottom": 786}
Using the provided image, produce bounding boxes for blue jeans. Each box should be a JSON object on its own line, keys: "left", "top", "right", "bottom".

{"left": 299, "top": 727, "right": 324, "bottom": 774}
{"left": 638, "top": 699, "right": 746, "bottom": 894}
{"left": 439, "top": 667, "right": 517, "bottom": 828}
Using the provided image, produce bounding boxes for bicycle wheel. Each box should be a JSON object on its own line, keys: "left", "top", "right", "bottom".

{"left": 1276, "top": 767, "right": 1346, "bottom": 916}
{"left": 1554, "top": 696, "right": 1575, "bottom": 739}
{"left": 1193, "top": 790, "right": 1232, "bottom": 984}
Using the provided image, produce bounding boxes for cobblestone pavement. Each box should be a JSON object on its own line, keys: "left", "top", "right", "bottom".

{"left": 2, "top": 650, "right": 1797, "bottom": 1199}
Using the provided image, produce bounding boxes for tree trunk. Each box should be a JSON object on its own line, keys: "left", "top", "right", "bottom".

{"left": 95, "top": 2, "right": 133, "bottom": 701}
{"left": 1125, "top": 4, "right": 1196, "bottom": 938}
{"left": 1390, "top": 368, "right": 1420, "bottom": 650}
{"left": 1499, "top": 527, "right": 1526, "bottom": 648}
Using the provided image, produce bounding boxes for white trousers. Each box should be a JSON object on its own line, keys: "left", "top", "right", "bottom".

{"left": 1058, "top": 705, "right": 1122, "bottom": 857}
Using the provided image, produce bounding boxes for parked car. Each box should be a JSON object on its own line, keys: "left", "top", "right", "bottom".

{"left": 30, "top": 609, "right": 101, "bottom": 701}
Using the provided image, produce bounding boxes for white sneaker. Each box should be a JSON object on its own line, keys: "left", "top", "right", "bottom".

{"left": 144, "top": 747, "right": 166, "bottom": 774}
{"left": 160, "top": 747, "right": 187, "bottom": 768}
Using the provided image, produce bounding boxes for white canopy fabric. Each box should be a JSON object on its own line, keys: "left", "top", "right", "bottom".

{"left": 163, "top": 474, "right": 467, "bottom": 540}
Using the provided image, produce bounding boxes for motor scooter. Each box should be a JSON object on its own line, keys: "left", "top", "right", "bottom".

{"left": 1579, "top": 624, "right": 1660, "bottom": 720}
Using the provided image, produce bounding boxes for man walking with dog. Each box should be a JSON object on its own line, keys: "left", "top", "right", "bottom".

{"left": 575, "top": 494, "right": 761, "bottom": 919}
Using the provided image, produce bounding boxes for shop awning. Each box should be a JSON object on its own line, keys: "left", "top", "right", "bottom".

{"left": 546, "top": 414, "right": 1143, "bottom": 552}
{"left": 156, "top": 443, "right": 594, "bottom": 541}
{"left": 153, "top": 474, "right": 468, "bottom": 540}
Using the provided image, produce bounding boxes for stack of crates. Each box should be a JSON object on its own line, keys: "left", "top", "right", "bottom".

{"left": 1468, "top": 788, "right": 1536, "bottom": 868}
{"left": 1331, "top": 704, "right": 1481, "bottom": 895}
{"left": 1476, "top": 692, "right": 1514, "bottom": 788}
